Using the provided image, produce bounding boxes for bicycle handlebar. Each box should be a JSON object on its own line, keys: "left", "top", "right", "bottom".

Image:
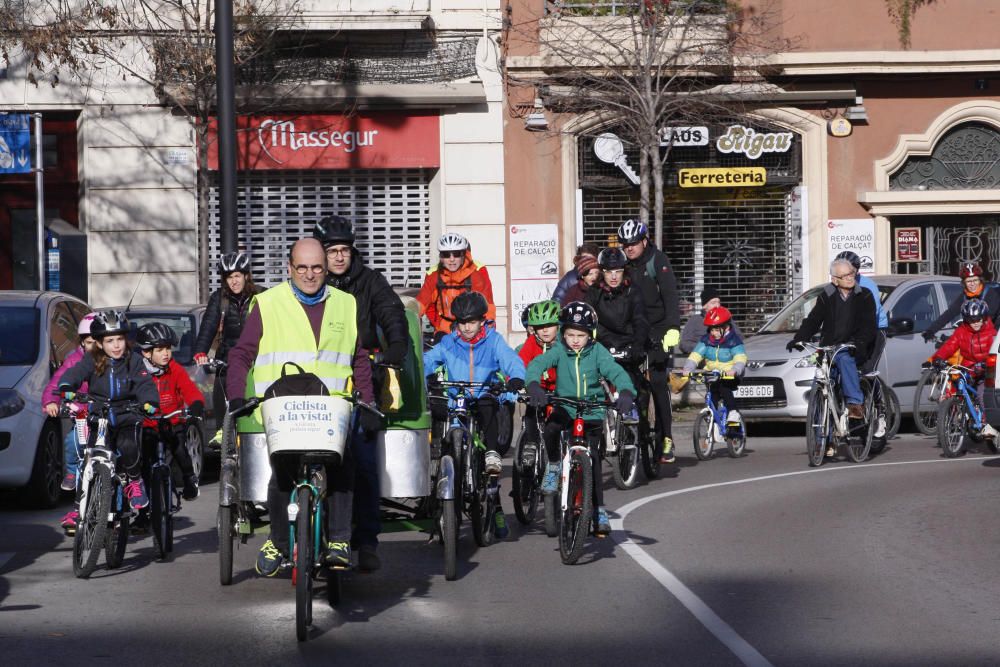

{"left": 674, "top": 370, "right": 736, "bottom": 382}
{"left": 228, "top": 394, "right": 386, "bottom": 419}
{"left": 546, "top": 394, "right": 614, "bottom": 410}
{"left": 59, "top": 392, "right": 145, "bottom": 415}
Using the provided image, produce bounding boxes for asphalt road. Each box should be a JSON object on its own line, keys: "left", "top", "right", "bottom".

{"left": 2, "top": 417, "right": 1000, "bottom": 666}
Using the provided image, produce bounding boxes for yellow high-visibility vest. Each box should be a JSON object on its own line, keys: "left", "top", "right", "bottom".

{"left": 238, "top": 281, "right": 357, "bottom": 432}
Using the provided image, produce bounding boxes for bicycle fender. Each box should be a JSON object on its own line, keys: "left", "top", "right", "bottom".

{"left": 437, "top": 455, "right": 455, "bottom": 501}
{"left": 219, "top": 456, "right": 238, "bottom": 506}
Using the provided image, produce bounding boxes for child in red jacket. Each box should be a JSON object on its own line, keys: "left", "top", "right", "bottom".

{"left": 927, "top": 297, "right": 998, "bottom": 439}
{"left": 136, "top": 323, "right": 206, "bottom": 500}
{"left": 516, "top": 301, "right": 561, "bottom": 452}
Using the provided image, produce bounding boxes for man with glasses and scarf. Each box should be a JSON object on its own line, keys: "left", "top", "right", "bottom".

{"left": 787, "top": 257, "right": 877, "bottom": 420}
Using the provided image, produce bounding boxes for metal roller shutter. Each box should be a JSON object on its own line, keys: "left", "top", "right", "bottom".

{"left": 208, "top": 168, "right": 432, "bottom": 290}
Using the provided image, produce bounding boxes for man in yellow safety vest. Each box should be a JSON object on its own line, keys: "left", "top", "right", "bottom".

{"left": 227, "top": 237, "right": 379, "bottom": 576}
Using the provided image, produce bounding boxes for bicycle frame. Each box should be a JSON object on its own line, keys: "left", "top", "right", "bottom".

{"left": 688, "top": 371, "right": 734, "bottom": 438}
{"left": 944, "top": 364, "right": 984, "bottom": 430}
{"left": 560, "top": 415, "right": 592, "bottom": 513}
{"left": 802, "top": 342, "right": 856, "bottom": 438}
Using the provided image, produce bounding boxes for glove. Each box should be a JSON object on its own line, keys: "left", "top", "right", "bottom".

{"left": 359, "top": 408, "right": 383, "bottom": 435}
{"left": 194, "top": 353, "right": 209, "bottom": 365}
{"left": 61, "top": 391, "right": 76, "bottom": 401}
{"left": 627, "top": 345, "right": 646, "bottom": 364}
{"left": 661, "top": 329, "right": 680, "bottom": 351}
{"left": 505, "top": 378, "right": 525, "bottom": 393}
{"left": 228, "top": 397, "right": 247, "bottom": 416}
{"left": 382, "top": 340, "right": 408, "bottom": 367}
{"left": 188, "top": 401, "right": 205, "bottom": 419}
{"left": 921, "top": 331, "right": 935, "bottom": 343}
{"left": 527, "top": 382, "right": 548, "bottom": 408}
{"left": 425, "top": 374, "right": 440, "bottom": 388}
{"left": 921, "top": 360, "right": 933, "bottom": 369}
{"left": 431, "top": 331, "right": 446, "bottom": 345}
{"left": 933, "top": 358, "right": 946, "bottom": 370}
{"left": 974, "top": 361, "right": 986, "bottom": 375}
{"left": 143, "top": 403, "right": 157, "bottom": 416}
{"left": 785, "top": 340, "right": 802, "bottom": 353}
{"left": 616, "top": 390, "right": 635, "bottom": 415}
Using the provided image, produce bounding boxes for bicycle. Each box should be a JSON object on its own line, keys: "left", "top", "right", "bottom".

{"left": 147, "top": 408, "right": 188, "bottom": 561}
{"left": 428, "top": 380, "right": 506, "bottom": 550}
{"left": 597, "top": 374, "right": 641, "bottom": 489}
{"left": 606, "top": 347, "right": 658, "bottom": 481}
{"left": 61, "top": 393, "right": 142, "bottom": 578}
{"left": 933, "top": 362, "right": 998, "bottom": 457}
{"left": 913, "top": 336, "right": 952, "bottom": 436}
{"left": 680, "top": 370, "right": 747, "bottom": 460}
{"left": 543, "top": 394, "right": 614, "bottom": 565}
{"left": 511, "top": 395, "right": 546, "bottom": 525}
{"left": 797, "top": 342, "right": 876, "bottom": 466}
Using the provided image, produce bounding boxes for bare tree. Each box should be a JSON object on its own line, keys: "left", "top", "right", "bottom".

{"left": 0, "top": 0, "right": 306, "bottom": 296}
{"left": 508, "top": 0, "right": 792, "bottom": 247}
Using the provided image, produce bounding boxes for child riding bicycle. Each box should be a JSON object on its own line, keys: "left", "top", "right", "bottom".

{"left": 525, "top": 301, "right": 635, "bottom": 537}
{"left": 677, "top": 306, "right": 748, "bottom": 431}
{"left": 424, "top": 291, "right": 526, "bottom": 539}
{"left": 136, "top": 322, "right": 207, "bottom": 501}
{"left": 517, "top": 300, "right": 561, "bottom": 448}
{"left": 924, "top": 297, "right": 999, "bottom": 440}
{"left": 58, "top": 310, "right": 160, "bottom": 532}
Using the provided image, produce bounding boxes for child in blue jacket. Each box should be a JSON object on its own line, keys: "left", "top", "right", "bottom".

{"left": 424, "top": 291, "right": 526, "bottom": 538}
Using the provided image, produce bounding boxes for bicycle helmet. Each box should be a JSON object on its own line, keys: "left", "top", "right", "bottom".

{"left": 218, "top": 252, "right": 250, "bottom": 276}
{"left": 451, "top": 291, "right": 489, "bottom": 322}
{"left": 959, "top": 262, "right": 984, "bottom": 279}
{"left": 617, "top": 218, "right": 648, "bottom": 245}
{"left": 560, "top": 301, "right": 597, "bottom": 335}
{"left": 77, "top": 312, "right": 96, "bottom": 337}
{"left": 313, "top": 215, "right": 355, "bottom": 247}
{"left": 527, "top": 300, "right": 561, "bottom": 327}
{"left": 136, "top": 322, "right": 178, "bottom": 350}
{"left": 834, "top": 250, "right": 862, "bottom": 273}
{"left": 598, "top": 247, "right": 628, "bottom": 270}
{"left": 961, "top": 297, "right": 989, "bottom": 323}
{"left": 520, "top": 305, "right": 532, "bottom": 330}
{"left": 703, "top": 306, "right": 733, "bottom": 328}
{"left": 90, "top": 310, "right": 129, "bottom": 339}
{"left": 438, "top": 232, "right": 470, "bottom": 253}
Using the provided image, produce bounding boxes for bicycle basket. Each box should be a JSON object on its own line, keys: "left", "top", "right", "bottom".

{"left": 261, "top": 395, "right": 352, "bottom": 458}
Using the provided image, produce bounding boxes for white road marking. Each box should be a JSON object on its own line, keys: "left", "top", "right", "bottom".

{"left": 0, "top": 552, "right": 15, "bottom": 570}
{"left": 610, "top": 455, "right": 999, "bottom": 667}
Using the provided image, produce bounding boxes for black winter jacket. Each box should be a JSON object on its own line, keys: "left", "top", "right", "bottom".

{"left": 194, "top": 287, "right": 260, "bottom": 361}
{"left": 791, "top": 284, "right": 877, "bottom": 363}
{"left": 327, "top": 249, "right": 409, "bottom": 363}
{"left": 624, "top": 242, "right": 681, "bottom": 338}
{"left": 585, "top": 281, "right": 650, "bottom": 354}
{"left": 58, "top": 351, "right": 159, "bottom": 427}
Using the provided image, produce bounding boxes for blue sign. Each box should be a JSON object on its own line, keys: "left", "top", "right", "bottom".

{"left": 0, "top": 114, "right": 31, "bottom": 174}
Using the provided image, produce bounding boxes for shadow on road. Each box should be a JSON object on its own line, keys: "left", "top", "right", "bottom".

{"left": 0, "top": 521, "right": 64, "bottom": 610}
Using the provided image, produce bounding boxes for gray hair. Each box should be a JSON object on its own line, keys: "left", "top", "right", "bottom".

{"left": 830, "top": 258, "right": 856, "bottom": 276}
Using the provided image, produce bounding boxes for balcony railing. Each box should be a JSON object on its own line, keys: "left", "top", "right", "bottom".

{"left": 545, "top": 0, "right": 728, "bottom": 17}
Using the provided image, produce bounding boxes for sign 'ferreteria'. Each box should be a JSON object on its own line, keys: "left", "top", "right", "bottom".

{"left": 678, "top": 167, "right": 767, "bottom": 188}
{"left": 715, "top": 125, "right": 793, "bottom": 160}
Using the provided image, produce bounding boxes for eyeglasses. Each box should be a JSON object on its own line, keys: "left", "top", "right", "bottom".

{"left": 622, "top": 241, "right": 643, "bottom": 249}
{"left": 325, "top": 247, "right": 351, "bottom": 257}
{"left": 293, "top": 264, "right": 325, "bottom": 275}
{"left": 832, "top": 272, "right": 856, "bottom": 280}
{"left": 440, "top": 251, "right": 464, "bottom": 259}
{"left": 965, "top": 277, "right": 982, "bottom": 284}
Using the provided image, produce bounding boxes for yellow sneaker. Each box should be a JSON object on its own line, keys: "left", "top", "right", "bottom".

{"left": 659, "top": 437, "right": 676, "bottom": 464}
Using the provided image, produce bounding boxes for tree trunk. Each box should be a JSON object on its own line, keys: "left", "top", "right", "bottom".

{"left": 639, "top": 141, "right": 650, "bottom": 227}
{"left": 652, "top": 144, "right": 665, "bottom": 250}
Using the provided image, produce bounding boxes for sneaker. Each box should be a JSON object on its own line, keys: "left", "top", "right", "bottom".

{"left": 874, "top": 414, "right": 887, "bottom": 439}
{"left": 124, "top": 478, "right": 149, "bottom": 511}
{"left": 210, "top": 429, "right": 223, "bottom": 445}
{"left": 255, "top": 539, "right": 285, "bottom": 576}
{"left": 623, "top": 408, "right": 640, "bottom": 424}
{"left": 60, "top": 509, "right": 79, "bottom": 535}
{"left": 825, "top": 446, "right": 837, "bottom": 458}
{"left": 484, "top": 450, "right": 502, "bottom": 475}
{"left": 659, "top": 437, "right": 676, "bottom": 464}
{"left": 594, "top": 507, "right": 611, "bottom": 537}
{"left": 323, "top": 541, "right": 352, "bottom": 570}
{"left": 358, "top": 544, "right": 381, "bottom": 573}
{"left": 982, "top": 423, "right": 999, "bottom": 440}
{"left": 61, "top": 471, "right": 77, "bottom": 492}
{"left": 182, "top": 473, "right": 200, "bottom": 501}
{"left": 541, "top": 463, "right": 560, "bottom": 494}
{"left": 494, "top": 510, "right": 509, "bottom": 539}
{"left": 726, "top": 409, "right": 743, "bottom": 426}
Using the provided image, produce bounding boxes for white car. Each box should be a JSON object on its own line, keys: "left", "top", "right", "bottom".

{"left": 0, "top": 290, "right": 91, "bottom": 506}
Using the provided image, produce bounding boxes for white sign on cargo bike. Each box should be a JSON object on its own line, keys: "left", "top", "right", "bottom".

{"left": 261, "top": 395, "right": 352, "bottom": 457}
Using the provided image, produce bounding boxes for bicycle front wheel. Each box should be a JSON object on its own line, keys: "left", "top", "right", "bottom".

{"left": 845, "top": 381, "right": 875, "bottom": 463}
{"left": 470, "top": 447, "right": 494, "bottom": 548}
{"left": 559, "top": 451, "right": 593, "bottom": 565}
{"left": 151, "top": 466, "right": 170, "bottom": 560}
{"left": 74, "top": 465, "right": 112, "bottom": 579}
{"left": 441, "top": 495, "right": 458, "bottom": 581}
{"left": 692, "top": 410, "right": 714, "bottom": 461}
{"left": 295, "top": 489, "right": 313, "bottom": 642}
{"left": 105, "top": 513, "right": 129, "bottom": 569}
{"left": 640, "top": 422, "right": 661, "bottom": 480}
{"left": 938, "top": 396, "right": 968, "bottom": 457}
{"left": 611, "top": 420, "right": 641, "bottom": 490}
{"left": 805, "top": 391, "right": 832, "bottom": 467}
{"left": 512, "top": 430, "right": 541, "bottom": 524}
{"left": 913, "top": 369, "right": 944, "bottom": 435}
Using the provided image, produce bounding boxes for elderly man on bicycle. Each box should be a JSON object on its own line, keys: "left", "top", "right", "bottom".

{"left": 786, "top": 257, "right": 877, "bottom": 419}
{"left": 227, "top": 237, "right": 378, "bottom": 577}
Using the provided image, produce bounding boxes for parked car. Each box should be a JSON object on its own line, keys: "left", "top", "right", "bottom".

{"left": 0, "top": 290, "right": 92, "bottom": 506}
{"left": 114, "top": 304, "right": 213, "bottom": 477}
{"left": 737, "top": 275, "right": 962, "bottom": 421}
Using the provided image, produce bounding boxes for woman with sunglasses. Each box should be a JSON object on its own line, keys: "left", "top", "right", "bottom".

{"left": 417, "top": 231, "right": 496, "bottom": 340}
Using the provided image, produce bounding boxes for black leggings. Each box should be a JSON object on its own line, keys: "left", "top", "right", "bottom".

{"left": 140, "top": 424, "right": 195, "bottom": 478}
{"left": 647, "top": 357, "right": 673, "bottom": 442}
{"left": 542, "top": 406, "right": 605, "bottom": 508}
{"left": 87, "top": 420, "right": 142, "bottom": 479}
{"left": 431, "top": 395, "right": 501, "bottom": 451}
{"left": 710, "top": 378, "right": 740, "bottom": 414}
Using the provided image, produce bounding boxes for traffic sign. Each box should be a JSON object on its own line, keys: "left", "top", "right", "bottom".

{"left": 0, "top": 114, "right": 32, "bottom": 174}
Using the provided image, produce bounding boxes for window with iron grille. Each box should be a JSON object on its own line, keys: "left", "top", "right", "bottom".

{"left": 208, "top": 169, "right": 433, "bottom": 291}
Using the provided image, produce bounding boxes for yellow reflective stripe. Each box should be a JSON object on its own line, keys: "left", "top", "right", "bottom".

{"left": 256, "top": 350, "right": 353, "bottom": 367}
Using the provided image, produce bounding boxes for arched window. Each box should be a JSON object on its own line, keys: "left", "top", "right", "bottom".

{"left": 890, "top": 122, "right": 1000, "bottom": 190}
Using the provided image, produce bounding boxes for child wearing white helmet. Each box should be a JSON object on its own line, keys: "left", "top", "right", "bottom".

{"left": 417, "top": 231, "right": 496, "bottom": 340}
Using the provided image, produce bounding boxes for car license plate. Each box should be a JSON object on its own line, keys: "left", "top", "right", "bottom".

{"left": 735, "top": 384, "right": 774, "bottom": 399}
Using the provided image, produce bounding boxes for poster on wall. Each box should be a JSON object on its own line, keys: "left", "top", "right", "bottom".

{"left": 894, "top": 227, "right": 922, "bottom": 262}
{"left": 510, "top": 224, "right": 559, "bottom": 332}
{"left": 827, "top": 219, "right": 875, "bottom": 275}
